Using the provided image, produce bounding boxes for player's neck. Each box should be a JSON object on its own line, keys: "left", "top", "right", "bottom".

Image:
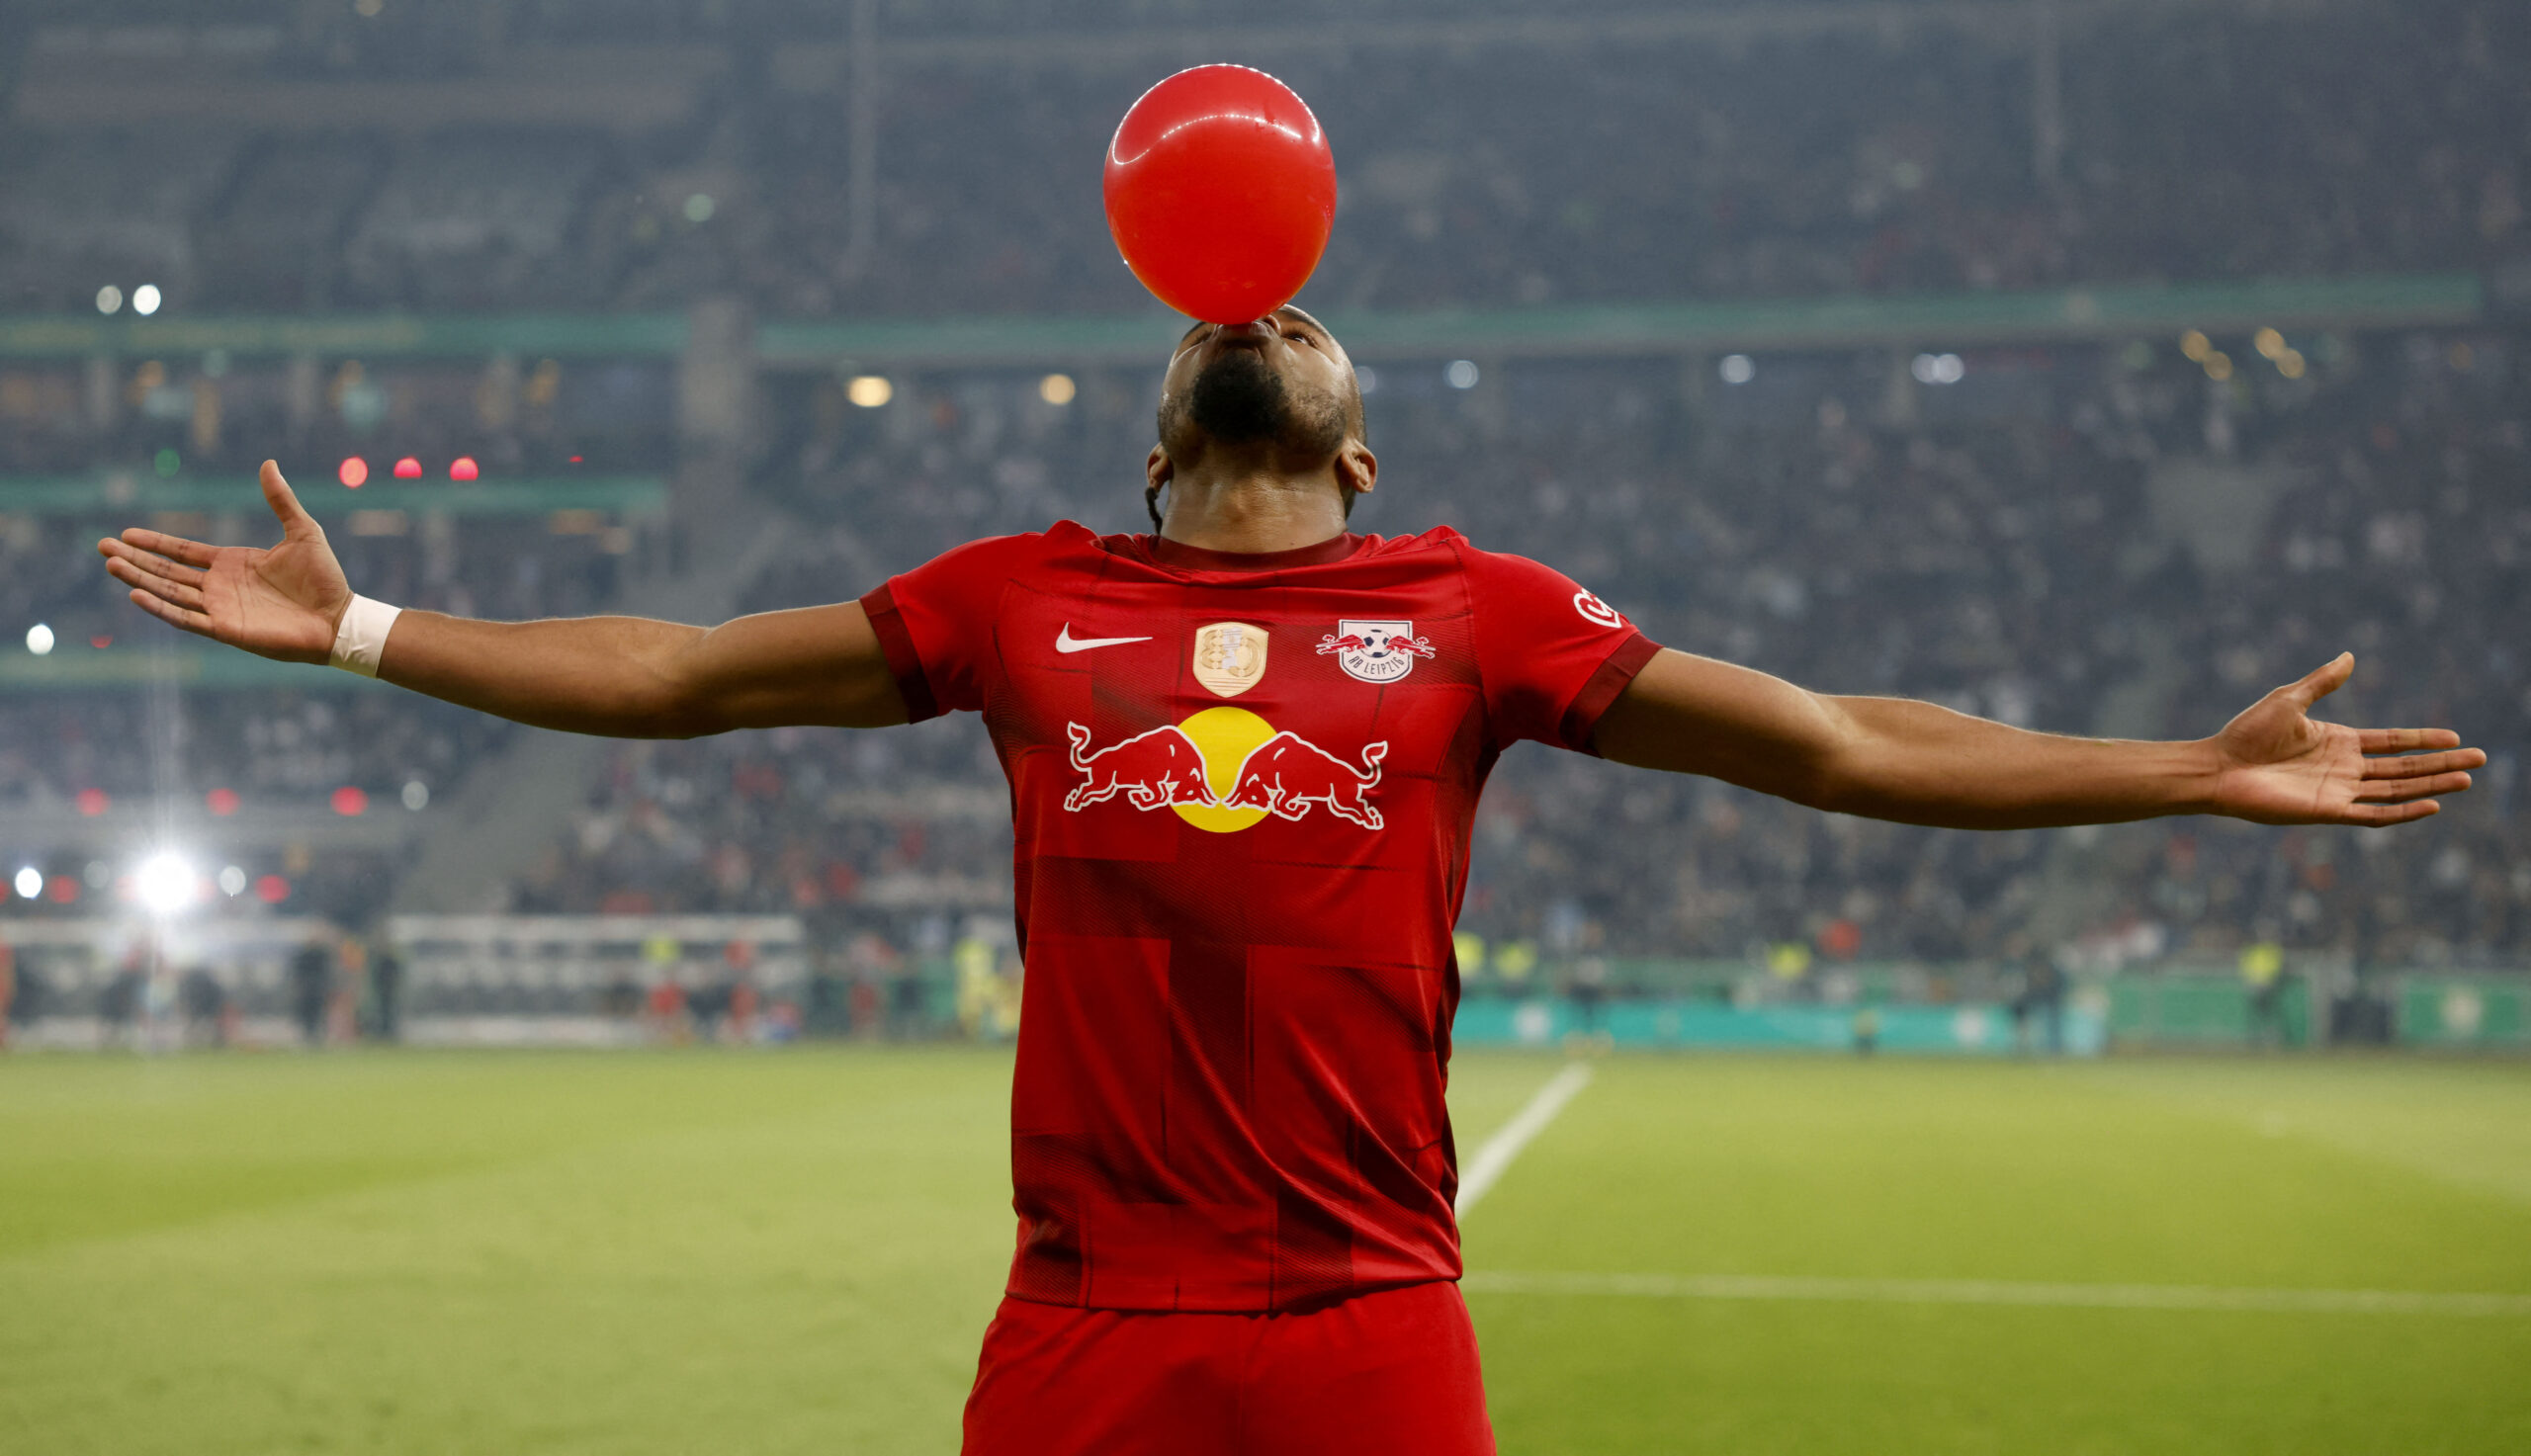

{"left": 1158, "top": 470, "right": 1348, "bottom": 556}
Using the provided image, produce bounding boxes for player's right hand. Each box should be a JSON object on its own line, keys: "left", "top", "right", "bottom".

{"left": 96, "top": 460, "right": 353, "bottom": 664}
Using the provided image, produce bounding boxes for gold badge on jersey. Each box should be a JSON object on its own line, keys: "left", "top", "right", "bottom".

{"left": 1191, "top": 622, "right": 1268, "bottom": 699}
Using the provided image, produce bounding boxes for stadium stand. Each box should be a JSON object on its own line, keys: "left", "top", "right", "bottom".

{"left": 0, "top": 0, "right": 2525, "bottom": 1045}
{"left": 0, "top": 5, "right": 2522, "bottom": 316}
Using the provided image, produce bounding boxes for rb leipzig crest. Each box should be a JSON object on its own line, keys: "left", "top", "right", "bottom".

{"left": 1316, "top": 620, "right": 1436, "bottom": 684}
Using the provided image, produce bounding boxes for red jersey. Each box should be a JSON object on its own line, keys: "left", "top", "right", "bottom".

{"left": 862, "top": 522, "right": 1657, "bottom": 1312}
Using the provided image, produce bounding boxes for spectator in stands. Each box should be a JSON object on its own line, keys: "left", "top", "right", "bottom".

{"left": 370, "top": 946, "right": 403, "bottom": 1043}
{"left": 289, "top": 938, "right": 332, "bottom": 1047}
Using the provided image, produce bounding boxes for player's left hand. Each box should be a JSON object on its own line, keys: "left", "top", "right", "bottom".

{"left": 2208, "top": 653, "right": 2484, "bottom": 826}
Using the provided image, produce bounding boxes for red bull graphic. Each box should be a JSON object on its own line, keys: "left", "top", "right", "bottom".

{"left": 1063, "top": 711, "right": 1387, "bottom": 831}
{"left": 1316, "top": 618, "right": 1437, "bottom": 684}
{"left": 1223, "top": 731, "right": 1389, "bottom": 828}
{"left": 1063, "top": 723, "right": 1215, "bottom": 812}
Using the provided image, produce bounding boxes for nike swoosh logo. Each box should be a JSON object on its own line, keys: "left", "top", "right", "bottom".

{"left": 1056, "top": 624, "right": 1153, "bottom": 653}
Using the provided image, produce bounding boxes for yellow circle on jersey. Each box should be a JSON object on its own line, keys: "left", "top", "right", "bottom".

{"left": 1173, "top": 705, "right": 1275, "bottom": 832}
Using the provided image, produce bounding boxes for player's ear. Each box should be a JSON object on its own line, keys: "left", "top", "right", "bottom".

{"left": 1145, "top": 444, "right": 1174, "bottom": 489}
{"left": 1336, "top": 441, "right": 1376, "bottom": 497}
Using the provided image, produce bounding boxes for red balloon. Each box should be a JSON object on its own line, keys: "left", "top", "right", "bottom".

{"left": 1104, "top": 65, "right": 1338, "bottom": 325}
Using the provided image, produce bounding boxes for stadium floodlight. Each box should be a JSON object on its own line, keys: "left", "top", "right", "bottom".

{"left": 1718, "top": 354, "right": 1755, "bottom": 385}
{"left": 1444, "top": 360, "right": 1480, "bottom": 389}
{"left": 95, "top": 285, "right": 123, "bottom": 314}
{"left": 134, "top": 849, "right": 198, "bottom": 917}
{"left": 401, "top": 779, "right": 430, "bottom": 811}
{"left": 847, "top": 376, "right": 893, "bottom": 407}
{"left": 1038, "top": 374, "right": 1076, "bottom": 405}
{"left": 26, "top": 623, "right": 53, "bottom": 655}
{"left": 13, "top": 867, "right": 40, "bottom": 899}
{"left": 217, "top": 865, "right": 247, "bottom": 898}
{"left": 132, "top": 284, "right": 162, "bottom": 316}
{"left": 1911, "top": 353, "right": 1966, "bottom": 385}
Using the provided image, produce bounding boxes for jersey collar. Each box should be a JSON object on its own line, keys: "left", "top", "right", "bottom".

{"left": 1133, "top": 532, "right": 1370, "bottom": 574}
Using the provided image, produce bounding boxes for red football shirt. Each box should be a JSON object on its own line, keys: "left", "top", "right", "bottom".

{"left": 861, "top": 522, "right": 1658, "bottom": 1312}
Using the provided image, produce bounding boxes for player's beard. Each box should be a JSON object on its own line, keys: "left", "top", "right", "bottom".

{"left": 1163, "top": 348, "right": 1349, "bottom": 462}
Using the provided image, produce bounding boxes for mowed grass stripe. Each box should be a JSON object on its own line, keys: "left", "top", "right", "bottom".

{"left": 1455, "top": 1055, "right": 2531, "bottom": 1456}
{"left": 1465, "top": 1268, "right": 2531, "bottom": 1316}
{"left": 1454, "top": 1056, "right": 2531, "bottom": 1293}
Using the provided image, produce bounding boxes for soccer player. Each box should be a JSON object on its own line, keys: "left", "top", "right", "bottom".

{"left": 98, "top": 307, "right": 2482, "bottom": 1454}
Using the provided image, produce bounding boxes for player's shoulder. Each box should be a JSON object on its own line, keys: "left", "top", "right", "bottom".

{"left": 905, "top": 521, "right": 1105, "bottom": 577}
{"left": 1415, "top": 527, "right": 1582, "bottom": 586}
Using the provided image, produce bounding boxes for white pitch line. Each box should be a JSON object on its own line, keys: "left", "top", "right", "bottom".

{"left": 1455, "top": 1062, "right": 1594, "bottom": 1218}
{"left": 1460, "top": 1269, "right": 2531, "bottom": 1318}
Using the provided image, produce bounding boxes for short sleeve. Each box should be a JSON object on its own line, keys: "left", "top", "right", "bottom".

{"left": 858, "top": 534, "right": 1036, "bottom": 722}
{"left": 1462, "top": 546, "right": 1661, "bottom": 753}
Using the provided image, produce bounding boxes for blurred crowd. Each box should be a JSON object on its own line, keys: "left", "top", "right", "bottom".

{"left": 0, "top": 513, "right": 642, "bottom": 925}
{"left": 1, "top": 0, "right": 2527, "bottom": 998}
{"left": 0, "top": 3, "right": 2523, "bottom": 319}
{"left": 510, "top": 317, "right": 2526, "bottom": 978}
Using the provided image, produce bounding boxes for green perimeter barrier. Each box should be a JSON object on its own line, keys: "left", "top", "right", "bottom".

{"left": 1451, "top": 995, "right": 2106, "bottom": 1056}
{"left": 0, "top": 272, "right": 2479, "bottom": 366}
{"left": 2107, "top": 973, "right": 2312, "bottom": 1049}
{"left": 0, "top": 475, "right": 665, "bottom": 517}
{"left": 0, "top": 647, "right": 404, "bottom": 690}
{"left": 2396, "top": 975, "right": 2531, "bottom": 1049}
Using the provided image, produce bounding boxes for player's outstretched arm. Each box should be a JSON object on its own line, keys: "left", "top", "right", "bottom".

{"left": 98, "top": 460, "right": 908, "bottom": 737}
{"left": 1593, "top": 647, "right": 2481, "bottom": 830}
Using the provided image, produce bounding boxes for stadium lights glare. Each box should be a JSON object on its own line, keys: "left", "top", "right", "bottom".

{"left": 217, "top": 865, "right": 247, "bottom": 898}
{"left": 1444, "top": 360, "right": 1480, "bottom": 389}
{"left": 847, "top": 376, "right": 893, "bottom": 407}
{"left": 684, "top": 193, "right": 716, "bottom": 223}
{"left": 95, "top": 285, "right": 123, "bottom": 314}
{"left": 134, "top": 849, "right": 198, "bottom": 917}
{"left": 132, "top": 284, "right": 162, "bottom": 316}
{"left": 26, "top": 623, "right": 54, "bottom": 655}
{"left": 13, "top": 867, "right": 41, "bottom": 899}
{"left": 1718, "top": 354, "right": 1756, "bottom": 385}
{"left": 401, "top": 779, "right": 430, "bottom": 812}
{"left": 1910, "top": 353, "right": 1965, "bottom": 385}
{"left": 1038, "top": 374, "right": 1076, "bottom": 405}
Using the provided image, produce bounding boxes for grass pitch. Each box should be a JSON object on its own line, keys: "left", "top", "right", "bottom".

{"left": 2, "top": 1049, "right": 2526, "bottom": 1454}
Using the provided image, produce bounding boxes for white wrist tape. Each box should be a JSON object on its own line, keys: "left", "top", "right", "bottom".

{"left": 328, "top": 595, "right": 402, "bottom": 678}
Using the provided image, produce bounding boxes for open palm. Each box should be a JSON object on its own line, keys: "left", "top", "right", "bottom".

{"left": 96, "top": 461, "right": 352, "bottom": 664}
{"left": 2209, "top": 653, "right": 2483, "bottom": 826}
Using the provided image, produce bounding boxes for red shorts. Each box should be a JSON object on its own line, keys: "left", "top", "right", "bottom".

{"left": 961, "top": 1280, "right": 1495, "bottom": 1456}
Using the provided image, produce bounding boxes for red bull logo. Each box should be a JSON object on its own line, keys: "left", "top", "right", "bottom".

{"left": 1063, "top": 706, "right": 1388, "bottom": 833}
{"left": 1221, "top": 730, "right": 1388, "bottom": 828}
{"left": 1063, "top": 723, "right": 1214, "bottom": 812}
